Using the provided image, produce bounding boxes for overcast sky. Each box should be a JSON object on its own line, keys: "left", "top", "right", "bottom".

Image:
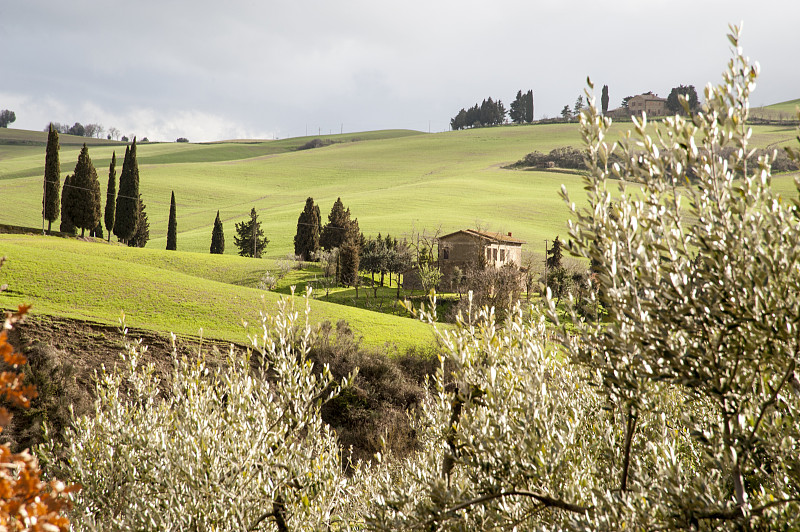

{"left": 2, "top": 0, "right": 798, "bottom": 142}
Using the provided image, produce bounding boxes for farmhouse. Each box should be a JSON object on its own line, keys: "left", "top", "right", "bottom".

{"left": 438, "top": 229, "right": 525, "bottom": 281}
{"left": 626, "top": 92, "right": 668, "bottom": 116}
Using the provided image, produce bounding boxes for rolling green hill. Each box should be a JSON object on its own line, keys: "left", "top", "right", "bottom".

{"left": 0, "top": 234, "right": 435, "bottom": 349}
{"left": 751, "top": 98, "right": 800, "bottom": 120}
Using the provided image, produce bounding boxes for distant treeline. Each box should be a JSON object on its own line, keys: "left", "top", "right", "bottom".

{"left": 450, "top": 90, "right": 533, "bottom": 130}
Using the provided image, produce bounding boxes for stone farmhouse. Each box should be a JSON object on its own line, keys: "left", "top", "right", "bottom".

{"left": 626, "top": 92, "right": 668, "bottom": 116}
{"left": 437, "top": 229, "right": 525, "bottom": 286}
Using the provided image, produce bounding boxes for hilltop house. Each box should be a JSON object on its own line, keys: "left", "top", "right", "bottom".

{"left": 626, "top": 92, "right": 668, "bottom": 116}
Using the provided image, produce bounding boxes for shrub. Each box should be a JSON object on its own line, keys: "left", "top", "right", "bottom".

{"left": 47, "top": 290, "right": 361, "bottom": 531}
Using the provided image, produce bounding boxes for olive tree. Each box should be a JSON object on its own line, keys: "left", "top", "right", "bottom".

{"left": 366, "top": 25, "right": 800, "bottom": 530}
{"left": 47, "top": 290, "right": 363, "bottom": 531}
{"left": 556, "top": 24, "right": 800, "bottom": 528}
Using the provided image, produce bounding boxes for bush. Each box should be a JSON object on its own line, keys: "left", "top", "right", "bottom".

{"left": 46, "top": 290, "right": 361, "bottom": 531}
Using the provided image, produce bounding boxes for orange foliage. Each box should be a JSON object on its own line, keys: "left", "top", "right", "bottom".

{"left": 0, "top": 304, "right": 77, "bottom": 531}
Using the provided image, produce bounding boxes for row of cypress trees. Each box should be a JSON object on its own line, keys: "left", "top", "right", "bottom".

{"left": 42, "top": 126, "right": 155, "bottom": 247}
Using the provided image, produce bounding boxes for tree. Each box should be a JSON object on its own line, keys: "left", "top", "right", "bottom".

{"left": 127, "top": 193, "right": 149, "bottom": 248}
{"left": 666, "top": 84, "right": 699, "bottom": 114}
{"left": 525, "top": 89, "right": 534, "bottom": 123}
{"left": 509, "top": 90, "right": 534, "bottom": 125}
{"left": 560, "top": 105, "right": 572, "bottom": 120}
{"left": 0, "top": 109, "right": 15, "bottom": 128}
{"left": 42, "top": 124, "right": 60, "bottom": 233}
{"left": 367, "top": 27, "right": 800, "bottom": 531}
{"left": 66, "top": 144, "right": 102, "bottom": 237}
{"left": 556, "top": 26, "right": 800, "bottom": 528}
{"left": 621, "top": 95, "right": 633, "bottom": 109}
{"left": 601, "top": 84, "right": 609, "bottom": 114}
{"left": 0, "top": 279, "right": 75, "bottom": 531}
{"left": 320, "top": 198, "right": 351, "bottom": 251}
{"left": 166, "top": 191, "right": 177, "bottom": 251}
{"left": 573, "top": 94, "right": 584, "bottom": 118}
{"left": 114, "top": 140, "right": 139, "bottom": 244}
{"left": 545, "top": 235, "right": 562, "bottom": 271}
{"left": 234, "top": 207, "right": 268, "bottom": 258}
{"left": 210, "top": 210, "right": 225, "bottom": 254}
{"left": 83, "top": 123, "right": 103, "bottom": 138}
{"left": 46, "top": 293, "right": 356, "bottom": 530}
{"left": 104, "top": 151, "right": 116, "bottom": 242}
{"left": 67, "top": 122, "right": 85, "bottom": 137}
{"left": 338, "top": 218, "right": 360, "bottom": 286}
{"left": 59, "top": 175, "right": 76, "bottom": 234}
{"left": 294, "top": 197, "right": 321, "bottom": 260}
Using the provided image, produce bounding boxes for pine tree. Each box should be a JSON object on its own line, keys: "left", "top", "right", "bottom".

{"left": 546, "top": 236, "right": 563, "bottom": 271}
{"left": 59, "top": 174, "right": 76, "bottom": 234}
{"left": 294, "top": 197, "right": 321, "bottom": 260}
{"left": 320, "top": 198, "right": 351, "bottom": 251}
{"left": 166, "top": 191, "right": 177, "bottom": 251}
{"left": 104, "top": 151, "right": 116, "bottom": 242}
{"left": 114, "top": 139, "right": 139, "bottom": 244}
{"left": 339, "top": 217, "right": 360, "bottom": 286}
{"left": 601, "top": 85, "right": 610, "bottom": 115}
{"left": 210, "top": 210, "right": 225, "bottom": 254}
{"left": 234, "top": 207, "right": 268, "bottom": 258}
{"left": 127, "top": 193, "right": 149, "bottom": 248}
{"left": 42, "top": 124, "right": 60, "bottom": 233}
{"left": 67, "top": 144, "right": 102, "bottom": 237}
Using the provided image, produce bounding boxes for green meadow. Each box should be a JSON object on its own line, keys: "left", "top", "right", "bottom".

{"left": 2, "top": 122, "right": 797, "bottom": 258}
{"left": 0, "top": 234, "right": 435, "bottom": 349}
{"left": 1, "top": 120, "right": 798, "bottom": 348}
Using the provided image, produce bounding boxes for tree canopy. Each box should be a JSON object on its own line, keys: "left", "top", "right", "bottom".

{"left": 42, "top": 124, "right": 60, "bottom": 233}
{"left": 66, "top": 144, "right": 102, "bottom": 237}
{"left": 666, "top": 84, "right": 700, "bottom": 114}
{"left": 210, "top": 210, "right": 225, "bottom": 254}
{"left": 294, "top": 197, "right": 321, "bottom": 260}
{"left": 234, "top": 207, "right": 268, "bottom": 258}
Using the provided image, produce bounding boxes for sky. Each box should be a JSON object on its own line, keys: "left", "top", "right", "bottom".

{"left": 1, "top": 0, "right": 798, "bottom": 142}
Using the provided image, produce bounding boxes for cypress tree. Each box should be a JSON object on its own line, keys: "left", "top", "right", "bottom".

{"left": 67, "top": 144, "right": 102, "bottom": 237}
{"left": 210, "top": 210, "right": 225, "bottom": 254}
{"left": 601, "top": 85, "right": 610, "bottom": 115}
{"left": 166, "top": 191, "right": 177, "bottom": 251}
{"left": 320, "top": 198, "right": 351, "bottom": 251}
{"left": 59, "top": 174, "right": 76, "bottom": 234}
{"left": 128, "top": 193, "right": 150, "bottom": 248}
{"left": 525, "top": 90, "right": 534, "bottom": 123}
{"left": 338, "top": 217, "right": 360, "bottom": 286}
{"left": 42, "top": 124, "right": 60, "bottom": 233}
{"left": 294, "top": 197, "right": 321, "bottom": 260}
{"left": 234, "top": 208, "right": 268, "bottom": 258}
{"left": 114, "top": 139, "right": 139, "bottom": 244}
{"left": 104, "top": 151, "right": 116, "bottom": 241}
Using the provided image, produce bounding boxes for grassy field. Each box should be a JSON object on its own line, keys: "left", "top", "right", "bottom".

{"left": 751, "top": 99, "right": 800, "bottom": 121}
{"left": 2, "top": 122, "right": 798, "bottom": 259}
{"left": 0, "top": 234, "right": 436, "bottom": 349}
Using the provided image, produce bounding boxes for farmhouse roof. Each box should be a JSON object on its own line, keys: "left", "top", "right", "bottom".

{"left": 438, "top": 229, "right": 526, "bottom": 245}
{"left": 634, "top": 92, "right": 666, "bottom": 102}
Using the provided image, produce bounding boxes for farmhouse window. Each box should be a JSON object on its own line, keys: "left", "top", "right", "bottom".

{"left": 500, "top": 249, "right": 506, "bottom": 262}
{"left": 492, "top": 248, "right": 497, "bottom": 261}
{"left": 443, "top": 248, "right": 450, "bottom": 259}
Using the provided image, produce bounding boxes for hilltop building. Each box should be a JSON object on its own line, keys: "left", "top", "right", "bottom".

{"left": 626, "top": 92, "right": 668, "bottom": 116}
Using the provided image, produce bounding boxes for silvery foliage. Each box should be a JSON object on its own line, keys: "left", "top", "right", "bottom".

{"left": 366, "top": 26, "right": 799, "bottom": 530}
{"left": 49, "top": 289, "right": 362, "bottom": 531}
{"left": 557, "top": 24, "right": 800, "bottom": 528}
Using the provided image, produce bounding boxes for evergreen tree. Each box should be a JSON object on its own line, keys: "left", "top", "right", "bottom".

{"left": 59, "top": 174, "right": 76, "bottom": 234}
{"left": 127, "top": 193, "right": 149, "bottom": 248}
{"left": 234, "top": 207, "right": 268, "bottom": 258}
{"left": 294, "top": 197, "right": 321, "bottom": 260}
{"left": 67, "top": 144, "right": 102, "bottom": 237}
{"left": 92, "top": 222, "right": 103, "bottom": 239}
{"left": 166, "top": 191, "right": 177, "bottom": 251}
{"left": 601, "top": 85, "right": 610, "bottom": 115}
{"left": 114, "top": 139, "right": 140, "bottom": 244}
{"left": 509, "top": 90, "right": 526, "bottom": 124}
{"left": 546, "top": 236, "right": 563, "bottom": 271}
{"left": 210, "top": 210, "right": 225, "bottom": 254}
{"left": 42, "top": 124, "right": 60, "bottom": 233}
{"left": 666, "top": 84, "right": 700, "bottom": 114}
{"left": 525, "top": 90, "right": 534, "bottom": 123}
{"left": 339, "top": 218, "right": 360, "bottom": 286}
{"left": 104, "top": 151, "right": 116, "bottom": 242}
{"left": 320, "top": 198, "right": 351, "bottom": 251}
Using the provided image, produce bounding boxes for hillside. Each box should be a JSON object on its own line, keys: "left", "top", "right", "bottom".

{"left": 3, "top": 123, "right": 799, "bottom": 258}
